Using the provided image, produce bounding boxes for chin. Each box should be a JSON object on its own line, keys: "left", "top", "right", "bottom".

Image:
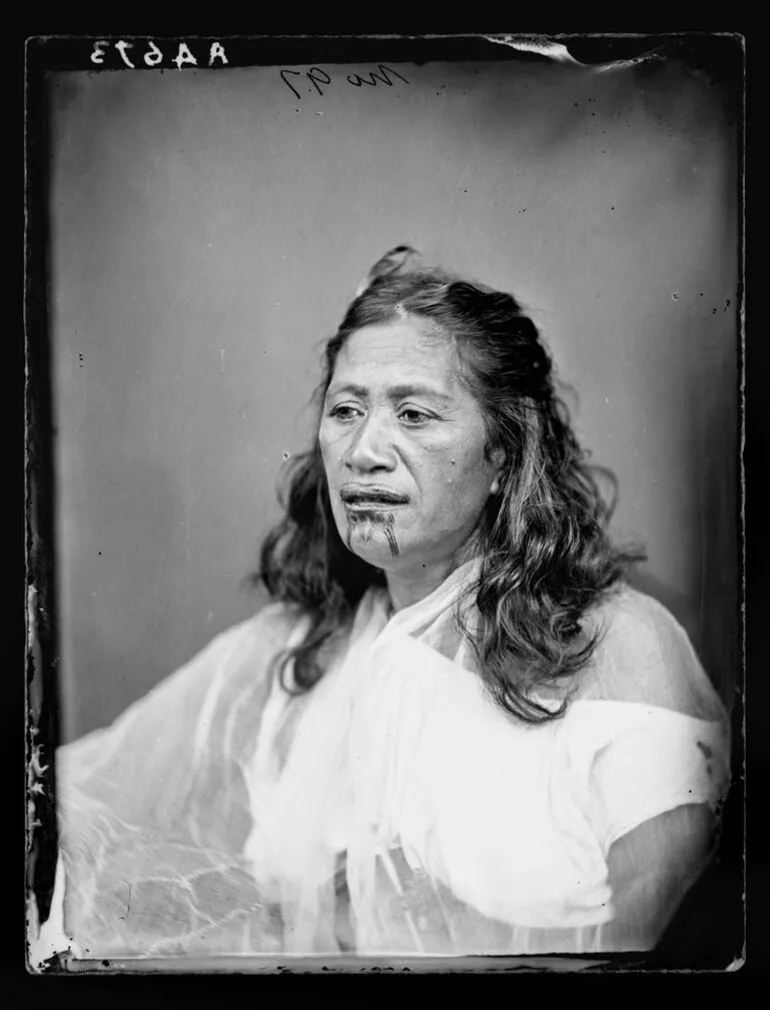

{"left": 347, "top": 539, "right": 402, "bottom": 569}
{"left": 364, "top": 554, "right": 406, "bottom": 575}
{"left": 341, "top": 519, "right": 403, "bottom": 566}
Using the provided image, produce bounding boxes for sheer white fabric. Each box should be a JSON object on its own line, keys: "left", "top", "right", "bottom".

{"left": 45, "top": 564, "right": 731, "bottom": 958}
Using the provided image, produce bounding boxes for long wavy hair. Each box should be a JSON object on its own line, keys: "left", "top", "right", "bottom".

{"left": 257, "top": 246, "right": 645, "bottom": 722}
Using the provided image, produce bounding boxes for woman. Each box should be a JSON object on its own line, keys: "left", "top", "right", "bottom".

{"left": 43, "top": 247, "right": 730, "bottom": 960}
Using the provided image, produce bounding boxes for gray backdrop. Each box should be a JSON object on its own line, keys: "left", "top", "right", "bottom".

{"left": 50, "top": 57, "right": 739, "bottom": 743}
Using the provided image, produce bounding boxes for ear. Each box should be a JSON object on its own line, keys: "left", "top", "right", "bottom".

{"left": 487, "top": 444, "right": 506, "bottom": 474}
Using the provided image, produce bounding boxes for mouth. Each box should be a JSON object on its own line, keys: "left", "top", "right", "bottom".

{"left": 339, "top": 485, "right": 409, "bottom": 509}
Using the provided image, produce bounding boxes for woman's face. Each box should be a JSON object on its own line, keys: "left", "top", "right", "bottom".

{"left": 319, "top": 320, "right": 504, "bottom": 576}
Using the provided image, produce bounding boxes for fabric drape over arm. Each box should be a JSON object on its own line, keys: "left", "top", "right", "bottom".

{"left": 52, "top": 604, "right": 301, "bottom": 958}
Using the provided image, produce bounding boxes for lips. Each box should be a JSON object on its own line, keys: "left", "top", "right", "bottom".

{"left": 340, "top": 485, "right": 409, "bottom": 506}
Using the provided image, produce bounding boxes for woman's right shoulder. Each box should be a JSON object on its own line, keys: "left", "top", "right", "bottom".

{"left": 55, "top": 602, "right": 314, "bottom": 835}
{"left": 219, "top": 600, "right": 309, "bottom": 659}
{"left": 162, "top": 601, "right": 312, "bottom": 700}
{"left": 59, "top": 602, "right": 309, "bottom": 758}
{"left": 146, "top": 601, "right": 308, "bottom": 695}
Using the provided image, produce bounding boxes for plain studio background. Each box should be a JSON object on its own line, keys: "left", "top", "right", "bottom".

{"left": 49, "top": 57, "right": 739, "bottom": 745}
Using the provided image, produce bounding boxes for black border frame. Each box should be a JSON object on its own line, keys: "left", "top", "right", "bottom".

{"left": 19, "top": 32, "right": 755, "bottom": 991}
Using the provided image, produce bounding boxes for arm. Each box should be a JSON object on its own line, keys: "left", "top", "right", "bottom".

{"left": 599, "top": 802, "right": 714, "bottom": 951}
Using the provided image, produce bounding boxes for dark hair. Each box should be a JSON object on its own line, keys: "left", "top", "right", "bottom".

{"left": 257, "top": 246, "right": 644, "bottom": 722}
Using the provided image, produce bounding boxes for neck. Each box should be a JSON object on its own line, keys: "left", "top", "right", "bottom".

{"left": 384, "top": 540, "right": 479, "bottom": 613}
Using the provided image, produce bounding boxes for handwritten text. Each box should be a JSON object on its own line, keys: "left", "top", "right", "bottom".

{"left": 279, "top": 64, "right": 409, "bottom": 100}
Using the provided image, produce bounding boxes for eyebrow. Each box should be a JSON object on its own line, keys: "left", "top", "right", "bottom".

{"left": 326, "top": 382, "right": 454, "bottom": 405}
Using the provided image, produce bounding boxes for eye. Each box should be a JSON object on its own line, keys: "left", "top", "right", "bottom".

{"left": 329, "top": 404, "right": 362, "bottom": 423}
{"left": 398, "top": 408, "right": 432, "bottom": 427}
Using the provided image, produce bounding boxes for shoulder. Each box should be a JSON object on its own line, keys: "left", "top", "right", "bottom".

{"left": 222, "top": 600, "right": 309, "bottom": 659}
{"left": 61, "top": 601, "right": 308, "bottom": 757}
{"left": 56, "top": 602, "right": 312, "bottom": 848}
{"left": 587, "top": 585, "right": 690, "bottom": 669}
{"left": 140, "top": 601, "right": 307, "bottom": 694}
{"left": 572, "top": 585, "right": 724, "bottom": 720}
{"left": 163, "top": 600, "right": 310, "bottom": 701}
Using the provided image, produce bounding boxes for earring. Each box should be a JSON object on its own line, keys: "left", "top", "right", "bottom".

{"left": 490, "top": 478, "right": 500, "bottom": 495}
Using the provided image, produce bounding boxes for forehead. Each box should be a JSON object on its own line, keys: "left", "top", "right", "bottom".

{"left": 332, "top": 321, "right": 463, "bottom": 388}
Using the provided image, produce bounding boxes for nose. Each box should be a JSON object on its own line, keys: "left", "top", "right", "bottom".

{"left": 344, "top": 411, "right": 396, "bottom": 473}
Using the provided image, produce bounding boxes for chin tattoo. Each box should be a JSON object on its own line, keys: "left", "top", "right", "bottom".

{"left": 345, "top": 510, "right": 400, "bottom": 557}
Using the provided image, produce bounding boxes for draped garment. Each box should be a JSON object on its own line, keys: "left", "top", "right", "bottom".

{"left": 41, "top": 563, "right": 731, "bottom": 959}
